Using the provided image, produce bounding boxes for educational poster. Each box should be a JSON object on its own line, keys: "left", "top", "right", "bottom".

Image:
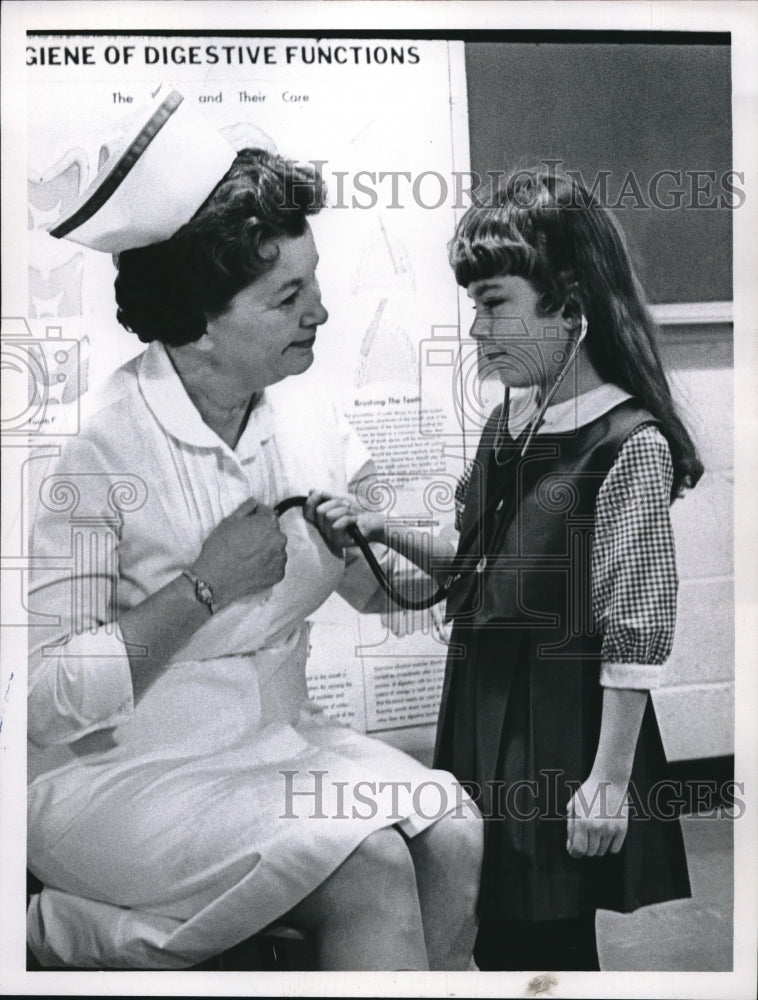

{"left": 19, "top": 33, "right": 477, "bottom": 749}
{"left": 3, "top": 4, "right": 757, "bottom": 999}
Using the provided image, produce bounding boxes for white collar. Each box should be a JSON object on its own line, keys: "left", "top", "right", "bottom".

{"left": 507, "top": 382, "right": 634, "bottom": 438}
{"left": 137, "top": 341, "right": 273, "bottom": 452}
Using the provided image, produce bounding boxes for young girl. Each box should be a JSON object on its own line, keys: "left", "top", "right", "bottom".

{"left": 306, "top": 166, "right": 702, "bottom": 971}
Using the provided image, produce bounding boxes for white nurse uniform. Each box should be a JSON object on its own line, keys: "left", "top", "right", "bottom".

{"left": 26, "top": 342, "right": 465, "bottom": 969}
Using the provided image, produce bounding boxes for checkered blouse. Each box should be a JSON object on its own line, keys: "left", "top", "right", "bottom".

{"left": 454, "top": 423, "right": 677, "bottom": 690}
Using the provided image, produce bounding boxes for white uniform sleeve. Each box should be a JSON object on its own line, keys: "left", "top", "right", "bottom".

{"left": 27, "top": 441, "right": 135, "bottom": 747}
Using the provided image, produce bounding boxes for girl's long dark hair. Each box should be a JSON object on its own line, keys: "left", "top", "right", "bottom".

{"left": 449, "top": 167, "right": 703, "bottom": 498}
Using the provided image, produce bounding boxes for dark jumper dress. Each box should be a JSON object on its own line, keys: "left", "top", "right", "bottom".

{"left": 434, "top": 399, "right": 691, "bottom": 921}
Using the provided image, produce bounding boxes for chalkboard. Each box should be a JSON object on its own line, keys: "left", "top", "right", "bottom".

{"left": 465, "top": 41, "right": 733, "bottom": 304}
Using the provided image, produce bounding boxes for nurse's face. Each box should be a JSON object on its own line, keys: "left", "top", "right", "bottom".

{"left": 204, "top": 225, "right": 329, "bottom": 392}
{"left": 468, "top": 274, "right": 568, "bottom": 389}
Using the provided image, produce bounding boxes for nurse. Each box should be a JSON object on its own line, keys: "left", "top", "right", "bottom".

{"left": 26, "top": 85, "right": 482, "bottom": 971}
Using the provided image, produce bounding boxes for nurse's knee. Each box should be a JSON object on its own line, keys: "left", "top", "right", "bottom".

{"left": 348, "top": 828, "right": 422, "bottom": 931}
{"left": 414, "top": 797, "right": 484, "bottom": 896}
{"left": 455, "top": 797, "right": 484, "bottom": 861}
{"left": 347, "top": 827, "right": 419, "bottom": 895}
{"left": 452, "top": 802, "right": 484, "bottom": 888}
{"left": 291, "top": 829, "right": 420, "bottom": 930}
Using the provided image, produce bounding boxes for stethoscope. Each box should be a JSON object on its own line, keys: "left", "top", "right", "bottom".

{"left": 274, "top": 316, "right": 588, "bottom": 612}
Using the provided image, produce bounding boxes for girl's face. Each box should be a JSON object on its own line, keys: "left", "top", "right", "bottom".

{"left": 468, "top": 274, "right": 570, "bottom": 389}
{"left": 204, "top": 225, "right": 329, "bottom": 392}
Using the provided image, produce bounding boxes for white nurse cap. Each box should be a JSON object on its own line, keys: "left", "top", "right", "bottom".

{"left": 48, "top": 83, "right": 236, "bottom": 253}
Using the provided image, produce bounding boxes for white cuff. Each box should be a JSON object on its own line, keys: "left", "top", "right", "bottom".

{"left": 599, "top": 660, "right": 664, "bottom": 690}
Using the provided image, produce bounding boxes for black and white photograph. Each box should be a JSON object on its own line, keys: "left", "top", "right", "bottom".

{"left": 1, "top": 1, "right": 756, "bottom": 996}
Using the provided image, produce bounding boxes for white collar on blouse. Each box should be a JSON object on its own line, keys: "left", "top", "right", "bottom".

{"left": 137, "top": 341, "right": 274, "bottom": 451}
{"left": 507, "top": 382, "right": 634, "bottom": 438}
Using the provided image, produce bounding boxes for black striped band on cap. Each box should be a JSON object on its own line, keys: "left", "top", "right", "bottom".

{"left": 50, "top": 89, "right": 184, "bottom": 240}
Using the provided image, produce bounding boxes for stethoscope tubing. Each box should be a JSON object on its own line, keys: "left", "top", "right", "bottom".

{"left": 273, "top": 318, "right": 589, "bottom": 612}
{"left": 273, "top": 494, "right": 448, "bottom": 610}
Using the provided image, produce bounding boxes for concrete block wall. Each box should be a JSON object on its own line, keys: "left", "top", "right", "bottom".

{"left": 652, "top": 321, "right": 734, "bottom": 761}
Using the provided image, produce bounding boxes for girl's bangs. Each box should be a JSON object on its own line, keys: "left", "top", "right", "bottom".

{"left": 449, "top": 208, "right": 537, "bottom": 287}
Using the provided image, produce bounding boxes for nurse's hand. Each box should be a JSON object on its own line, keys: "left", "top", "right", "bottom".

{"left": 566, "top": 777, "right": 629, "bottom": 859}
{"left": 191, "top": 497, "right": 287, "bottom": 609}
{"left": 304, "top": 489, "right": 386, "bottom": 557}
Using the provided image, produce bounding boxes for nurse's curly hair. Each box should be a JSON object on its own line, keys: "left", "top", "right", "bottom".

{"left": 114, "top": 148, "right": 326, "bottom": 346}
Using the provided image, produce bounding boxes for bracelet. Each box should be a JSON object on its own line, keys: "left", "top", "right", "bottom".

{"left": 181, "top": 569, "right": 216, "bottom": 615}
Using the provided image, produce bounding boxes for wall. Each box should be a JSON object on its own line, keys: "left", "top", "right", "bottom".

{"left": 464, "top": 40, "right": 733, "bottom": 304}
{"left": 654, "top": 318, "right": 734, "bottom": 760}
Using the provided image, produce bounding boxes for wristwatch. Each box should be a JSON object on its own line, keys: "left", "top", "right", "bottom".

{"left": 181, "top": 569, "right": 216, "bottom": 615}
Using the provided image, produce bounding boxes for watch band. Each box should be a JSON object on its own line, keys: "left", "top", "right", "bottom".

{"left": 181, "top": 569, "right": 216, "bottom": 615}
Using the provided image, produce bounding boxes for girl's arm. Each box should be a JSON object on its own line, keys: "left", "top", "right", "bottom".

{"left": 566, "top": 687, "right": 647, "bottom": 858}
{"left": 303, "top": 490, "right": 457, "bottom": 587}
{"left": 567, "top": 425, "right": 678, "bottom": 858}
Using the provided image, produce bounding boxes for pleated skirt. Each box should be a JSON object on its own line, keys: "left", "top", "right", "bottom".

{"left": 434, "top": 625, "right": 691, "bottom": 922}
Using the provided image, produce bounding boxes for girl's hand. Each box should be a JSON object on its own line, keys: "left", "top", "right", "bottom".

{"left": 303, "top": 489, "right": 386, "bottom": 556}
{"left": 566, "top": 776, "right": 629, "bottom": 859}
{"left": 380, "top": 603, "right": 448, "bottom": 640}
